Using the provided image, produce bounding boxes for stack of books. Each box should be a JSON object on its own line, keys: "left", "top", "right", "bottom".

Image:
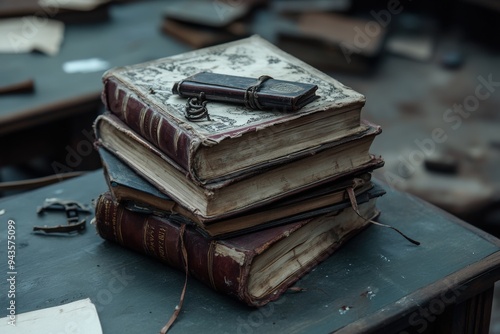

{"left": 92, "top": 35, "right": 385, "bottom": 308}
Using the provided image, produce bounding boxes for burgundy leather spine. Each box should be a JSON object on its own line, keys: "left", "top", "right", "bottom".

{"left": 102, "top": 78, "right": 192, "bottom": 172}
{"left": 94, "top": 192, "right": 370, "bottom": 307}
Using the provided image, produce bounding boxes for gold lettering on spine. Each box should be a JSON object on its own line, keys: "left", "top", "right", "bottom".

{"left": 110, "top": 201, "right": 118, "bottom": 242}
{"left": 103, "top": 199, "right": 110, "bottom": 226}
{"left": 157, "top": 226, "right": 167, "bottom": 261}
{"left": 144, "top": 218, "right": 156, "bottom": 256}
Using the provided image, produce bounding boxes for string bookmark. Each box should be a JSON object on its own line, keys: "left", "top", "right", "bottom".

{"left": 160, "top": 224, "right": 189, "bottom": 334}
{"left": 346, "top": 187, "right": 421, "bottom": 246}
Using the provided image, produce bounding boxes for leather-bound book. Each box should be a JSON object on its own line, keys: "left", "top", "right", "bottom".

{"left": 100, "top": 35, "right": 370, "bottom": 185}
{"left": 94, "top": 191, "right": 382, "bottom": 306}
{"left": 98, "top": 146, "right": 381, "bottom": 238}
{"left": 94, "top": 113, "right": 384, "bottom": 220}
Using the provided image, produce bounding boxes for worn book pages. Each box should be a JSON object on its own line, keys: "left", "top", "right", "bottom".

{"left": 95, "top": 191, "right": 381, "bottom": 306}
{"left": 98, "top": 144, "right": 378, "bottom": 237}
{"left": 95, "top": 113, "right": 383, "bottom": 218}
{"left": 0, "top": 298, "right": 102, "bottom": 333}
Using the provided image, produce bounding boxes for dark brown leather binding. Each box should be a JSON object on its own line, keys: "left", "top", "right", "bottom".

{"left": 94, "top": 191, "right": 378, "bottom": 307}
{"left": 100, "top": 36, "right": 368, "bottom": 185}
{"left": 172, "top": 72, "right": 319, "bottom": 111}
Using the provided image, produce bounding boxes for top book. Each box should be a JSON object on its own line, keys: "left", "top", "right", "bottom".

{"left": 101, "top": 35, "right": 367, "bottom": 184}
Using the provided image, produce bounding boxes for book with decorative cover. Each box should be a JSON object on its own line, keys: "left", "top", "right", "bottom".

{"left": 98, "top": 146, "right": 380, "bottom": 238}
{"left": 101, "top": 35, "right": 369, "bottom": 184}
{"left": 94, "top": 190, "right": 382, "bottom": 307}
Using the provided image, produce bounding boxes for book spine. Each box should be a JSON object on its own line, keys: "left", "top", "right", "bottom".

{"left": 94, "top": 193, "right": 255, "bottom": 305}
{"left": 101, "top": 77, "right": 195, "bottom": 172}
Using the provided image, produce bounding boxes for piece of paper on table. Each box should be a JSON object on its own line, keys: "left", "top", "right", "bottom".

{"left": 0, "top": 17, "right": 64, "bottom": 56}
{"left": 39, "top": 0, "right": 111, "bottom": 11}
{"left": 0, "top": 298, "right": 103, "bottom": 333}
{"left": 63, "top": 58, "right": 110, "bottom": 73}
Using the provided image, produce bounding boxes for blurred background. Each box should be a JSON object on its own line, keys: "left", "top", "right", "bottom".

{"left": 1, "top": 0, "right": 499, "bottom": 330}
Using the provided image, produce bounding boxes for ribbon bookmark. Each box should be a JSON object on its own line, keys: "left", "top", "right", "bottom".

{"left": 160, "top": 224, "right": 189, "bottom": 334}
{"left": 346, "top": 187, "right": 420, "bottom": 246}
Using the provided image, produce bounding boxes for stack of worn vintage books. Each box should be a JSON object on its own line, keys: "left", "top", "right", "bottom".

{"left": 92, "top": 35, "right": 385, "bottom": 308}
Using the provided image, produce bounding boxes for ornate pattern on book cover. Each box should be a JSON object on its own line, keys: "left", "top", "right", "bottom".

{"left": 101, "top": 35, "right": 367, "bottom": 182}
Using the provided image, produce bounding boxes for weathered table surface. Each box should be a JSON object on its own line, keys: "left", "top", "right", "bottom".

{"left": 1, "top": 170, "right": 499, "bottom": 333}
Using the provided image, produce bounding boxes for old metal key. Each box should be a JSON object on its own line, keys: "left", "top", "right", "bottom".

{"left": 34, "top": 198, "right": 92, "bottom": 234}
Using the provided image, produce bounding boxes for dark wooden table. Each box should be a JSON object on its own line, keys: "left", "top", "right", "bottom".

{"left": 1, "top": 170, "right": 499, "bottom": 333}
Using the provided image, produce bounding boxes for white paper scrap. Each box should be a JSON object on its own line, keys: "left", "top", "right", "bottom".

{"left": 0, "top": 298, "right": 103, "bottom": 333}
